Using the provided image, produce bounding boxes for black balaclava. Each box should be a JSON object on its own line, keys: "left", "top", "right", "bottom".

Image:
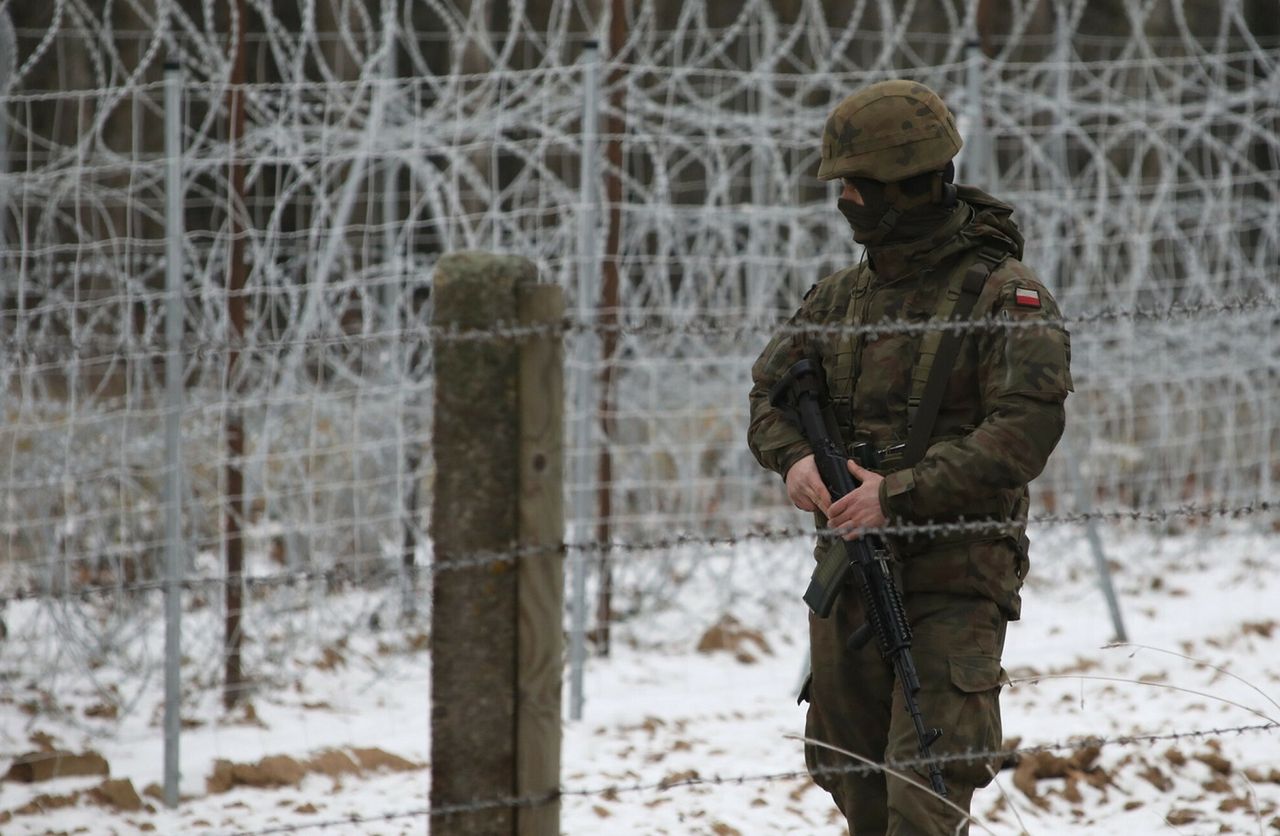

{"left": 837, "top": 161, "right": 957, "bottom": 247}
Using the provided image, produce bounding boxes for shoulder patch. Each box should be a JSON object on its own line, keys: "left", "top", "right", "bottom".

{"left": 1014, "top": 287, "right": 1041, "bottom": 308}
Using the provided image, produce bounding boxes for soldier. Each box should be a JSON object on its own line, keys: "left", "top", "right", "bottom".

{"left": 747, "top": 80, "right": 1072, "bottom": 834}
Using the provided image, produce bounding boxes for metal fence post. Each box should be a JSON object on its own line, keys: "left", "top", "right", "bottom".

{"left": 964, "top": 39, "right": 989, "bottom": 186}
{"left": 568, "top": 40, "right": 600, "bottom": 722}
{"left": 162, "top": 59, "right": 185, "bottom": 810}
{"left": 0, "top": 8, "right": 13, "bottom": 261}
{"left": 1072, "top": 447, "right": 1128, "bottom": 643}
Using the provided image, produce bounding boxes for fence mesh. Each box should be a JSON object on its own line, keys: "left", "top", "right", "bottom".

{"left": 0, "top": 0, "right": 1278, "bottom": 827}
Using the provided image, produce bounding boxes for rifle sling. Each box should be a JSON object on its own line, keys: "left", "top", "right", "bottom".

{"left": 901, "top": 248, "right": 1003, "bottom": 467}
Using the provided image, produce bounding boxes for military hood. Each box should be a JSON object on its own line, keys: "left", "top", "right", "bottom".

{"left": 953, "top": 184, "right": 1025, "bottom": 260}
{"left": 864, "top": 184, "right": 1025, "bottom": 282}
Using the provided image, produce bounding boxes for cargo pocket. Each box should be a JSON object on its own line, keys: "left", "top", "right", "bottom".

{"left": 949, "top": 654, "right": 1004, "bottom": 693}
{"left": 945, "top": 654, "right": 1006, "bottom": 788}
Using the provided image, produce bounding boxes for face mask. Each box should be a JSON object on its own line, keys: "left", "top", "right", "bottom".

{"left": 837, "top": 177, "right": 895, "bottom": 245}
{"left": 838, "top": 174, "right": 954, "bottom": 247}
{"left": 837, "top": 196, "right": 892, "bottom": 245}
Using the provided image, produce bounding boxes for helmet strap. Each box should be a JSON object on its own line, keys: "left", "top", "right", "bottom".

{"left": 871, "top": 205, "right": 901, "bottom": 241}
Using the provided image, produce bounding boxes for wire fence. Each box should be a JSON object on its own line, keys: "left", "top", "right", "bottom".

{"left": 1, "top": 500, "right": 1273, "bottom": 608}
{"left": 1, "top": 0, "right": 1278, "bottom": 830}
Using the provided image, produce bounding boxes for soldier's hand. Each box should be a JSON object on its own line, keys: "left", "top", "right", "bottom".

{"left": 826, "top": 459, "right": 886, "bottom": 540}
{"left": 784, "top": 454, "right": 832, "bottom": 514}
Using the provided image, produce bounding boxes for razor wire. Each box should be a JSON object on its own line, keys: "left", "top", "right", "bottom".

{"left": 0, "top": 1, "right": 1278, "bottom": 820}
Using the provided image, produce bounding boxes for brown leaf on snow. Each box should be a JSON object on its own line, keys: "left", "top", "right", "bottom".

{"left": 1139, "top": 763, "right": 1174, "bottom": 792}
{"left": 696, "top": 615, "right": 773, "bottom": 661}
{"left": 1050, "top": 656, "right": 1099, "bottom": 675}
{"left": 84, "top": 702, "right": 119, "bottom": 720}
{"left": 1245, "top": 767, "right": 1280, "bottom": 784}
{"left": 619, "top": 716, "right": 666, "bottom": 737}
{"left": 1242, "top": 620, "right": 1276, "bottom": 639}
{"left": 710, "top": 823, "right": 742, "bottom": 836}
{"left": 1195, "top": 752, "right": 1233, "bottom": 775}
{"left": 659, "top": 769, "right": 700, "bottom": 789}
{"left": 1203, "top": 777, "right": 1232, "bottom": 793}
{"left": 1165, "top": 809, "right": 1199, "bottom": 825}
{"left": 1219, "top": 796, "right": 1253, "bottom": 813}
{"left": 1164, "top": 746, "right": 1187, "bottom": 766}
{"left": 315, "top": 645, "right": 345, "bottom": 671}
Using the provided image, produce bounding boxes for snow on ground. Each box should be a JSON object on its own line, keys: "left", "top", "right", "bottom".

{"left": 2, "top": 522, "right": 1278, "bottom": 834}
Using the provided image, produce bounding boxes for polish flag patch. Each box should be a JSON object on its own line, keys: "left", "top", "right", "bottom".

{"left": 1014, "top": 287, "right": 1041, "bottom": 308}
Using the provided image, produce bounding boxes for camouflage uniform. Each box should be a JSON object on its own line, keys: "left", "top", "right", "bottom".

{"left": 747, "top": 82, "right": 1072, "bottom": 835}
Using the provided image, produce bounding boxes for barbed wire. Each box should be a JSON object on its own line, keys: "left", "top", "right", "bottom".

{"left": 219, "top": 720, "right": 1280, "bottom": 835}
{"left": 1, "top": 500, "right": 1269, "bottom": 607}
{"left": 0, "top": 295, "right": 1276, "bottom": 363}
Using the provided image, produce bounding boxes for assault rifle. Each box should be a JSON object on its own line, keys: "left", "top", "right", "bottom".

{"left": 769, "top": 358, "right": 947, "bottom": 797}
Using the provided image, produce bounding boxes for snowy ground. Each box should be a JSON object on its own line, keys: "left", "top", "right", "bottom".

{"left": 2, "top": 522, "right": 1278, "bottom": 835}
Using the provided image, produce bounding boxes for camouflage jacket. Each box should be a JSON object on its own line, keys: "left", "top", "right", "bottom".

{"left": 747, "top": 187, "right": 1072, "bottom": 618}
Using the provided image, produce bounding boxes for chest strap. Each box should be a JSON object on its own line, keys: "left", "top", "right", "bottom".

{"left": 901, "top": 247, "right": 1004, "bottom": 466}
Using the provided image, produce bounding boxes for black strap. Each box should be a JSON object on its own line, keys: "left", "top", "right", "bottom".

{"left": 900, "top": 249, "right": 1002, "bottom": 466}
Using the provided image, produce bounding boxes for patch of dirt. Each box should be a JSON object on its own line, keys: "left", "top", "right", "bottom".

{"left": 0, "top": 778, "right": 143, "bottom": 821}
{"left": 206, "top": 748, "right": 423, "bottom": 794}
{"left": 1011, "top": 744, "right": 1106, "bottom": 808}
{"left": 89, "top": 778, "right": 143, "bottom": 812}
{"left": 14, "top": 791, "right": 80, "bottom": 815}
{"left": 349, "top": 748, "right": 418, "bottom": 773}
{"left": 696, "top": 615, "right": 773, "bottom": 664}
{"left": 3, "top": 750, "right": 110, "bottom": 783}
{"left": 208, "top": 755, "right": 308, "bottom": 793}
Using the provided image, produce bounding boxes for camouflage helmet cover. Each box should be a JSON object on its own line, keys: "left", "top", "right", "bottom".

{"left": 817, "top": 79, "right": 963, "bottom": 182}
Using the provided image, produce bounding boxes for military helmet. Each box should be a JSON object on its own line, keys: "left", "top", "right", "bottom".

{"left": 817, "top": 79, "right": 962, "bottom": 182}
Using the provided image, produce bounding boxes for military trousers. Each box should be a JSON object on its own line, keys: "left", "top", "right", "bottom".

{"left": 804, "top": 585, "right": 1008, "bottom": 836}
